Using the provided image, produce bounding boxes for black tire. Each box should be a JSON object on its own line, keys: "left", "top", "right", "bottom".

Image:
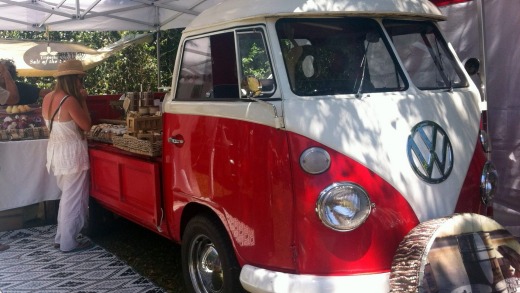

{"left": 181, "top": 215, "right": 245, "bottom": 293}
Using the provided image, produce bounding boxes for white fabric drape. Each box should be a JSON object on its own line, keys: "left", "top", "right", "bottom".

{"left": 438, "top": 0, "right": 520, "bottom": 236}
{"left": 0, "top": 139, "right": 61, "bottom": 211}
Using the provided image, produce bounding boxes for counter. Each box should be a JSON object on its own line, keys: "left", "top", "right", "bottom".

{"left": 0, "top": 139, "right": 61, "bottom": 211}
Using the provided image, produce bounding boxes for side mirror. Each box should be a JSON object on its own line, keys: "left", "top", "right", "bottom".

{"left": 245, "top": 76, "right": 262, "bottom": 97}
{"left": 464, "top": 58, "right": 480, "bottom": 76}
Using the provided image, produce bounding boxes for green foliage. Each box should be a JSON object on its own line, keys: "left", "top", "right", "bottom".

{"left": 241, "top": 42, "right": 272, "bottom": 79}
{"left": 239, "top": 32, "right": 272, "bottom": 79}
{"left": 0, "top": 29, "right": 182, "bottom": 95}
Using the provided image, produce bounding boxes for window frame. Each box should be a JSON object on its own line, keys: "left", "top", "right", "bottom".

{"left": 174, "top": 26, "right": 277, "bottom": 101}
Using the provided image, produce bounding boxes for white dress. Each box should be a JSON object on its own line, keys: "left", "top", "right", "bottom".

{"left": 45, "top": 98, "right": 90, "bottom": 251}
{"left": 45, "top": 119, "right": 89, "bottom": 175}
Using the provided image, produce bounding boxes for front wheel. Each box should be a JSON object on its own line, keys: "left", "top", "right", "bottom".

{"left": 181, "top": 215, "right": 245, "bottom": 293}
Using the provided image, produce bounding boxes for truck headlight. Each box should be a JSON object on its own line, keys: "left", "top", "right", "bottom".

{"left": 480, "top": 161, "right": 498, "bottom": 205}
{"left": 316, "top": 182, "right": 372, "bottom": 231}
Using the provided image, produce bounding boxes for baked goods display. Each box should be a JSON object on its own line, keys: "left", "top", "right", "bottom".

{"left": 4, "top": 104, "right": 33, "bottom": 114}
{"left": 88, "top": 123, "right": 127, "bottom": 143}
{"left": 0, "top": 105, "right": 48, "bottom": 141}
{"left": 109, "top": 111, "right": 162, "bottom": 156}
{"left": 87, "top": 96, "right": 163, "bottom": 156}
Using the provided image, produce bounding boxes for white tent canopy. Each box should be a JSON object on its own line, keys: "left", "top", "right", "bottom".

{"left": 0, "top": 0, "right": 222, "bottom": 31}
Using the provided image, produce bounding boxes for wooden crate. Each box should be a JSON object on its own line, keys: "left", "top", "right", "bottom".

{"left": 126, "top": 116, "right": 162, "bottom": 135}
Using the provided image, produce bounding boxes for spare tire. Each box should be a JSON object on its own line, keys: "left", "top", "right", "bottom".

{"left": 390, "top": 213, "right": 520, "bottom": 293}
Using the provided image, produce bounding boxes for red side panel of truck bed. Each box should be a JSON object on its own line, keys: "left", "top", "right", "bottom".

{"left": 89, "top": 147, "right": 167, "bottom": 236}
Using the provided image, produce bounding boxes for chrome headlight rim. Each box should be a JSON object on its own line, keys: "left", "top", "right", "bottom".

{"left": 315, "top": 182, "right": 372, "bottom": 232}
{"left": 480, "top": 161, "right": 498, "bottom": 205}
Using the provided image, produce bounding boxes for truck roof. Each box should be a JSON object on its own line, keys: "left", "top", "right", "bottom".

{"left": 186, "top": 0, "right": 445, "bottom": 33}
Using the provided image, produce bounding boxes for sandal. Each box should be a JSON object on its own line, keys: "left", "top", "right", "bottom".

{"left": 62, "top": 240, "right": 94, "bottom": 253}
{"left": 55, "top": 235, "right": 84, "bottom": 249}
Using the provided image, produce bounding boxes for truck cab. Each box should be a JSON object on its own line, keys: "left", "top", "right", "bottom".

{"left": 90, "top": 0, "right": 520, "bottom": 292}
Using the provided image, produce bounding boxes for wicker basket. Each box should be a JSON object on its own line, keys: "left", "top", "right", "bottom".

{"left": 112, "top": 135, "right": 162, "bottom": 157}
{"left": 87, "top": 135, "right": 113, "bottom": 144}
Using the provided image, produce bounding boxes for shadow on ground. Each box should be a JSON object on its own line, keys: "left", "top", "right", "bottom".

{"left": 89, "top": 217, "right": 185, "bottom": 293}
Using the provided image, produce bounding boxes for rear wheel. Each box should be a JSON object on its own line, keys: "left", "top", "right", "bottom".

{"left": 181, "top": 215, "right": 244, "bottom": 293}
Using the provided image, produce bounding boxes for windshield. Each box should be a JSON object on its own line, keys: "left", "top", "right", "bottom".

{"left": 276, "top": 18, "right": 406, "bottom": 96}
{"left": 383, "top": 20, "right": 468, "bottom": 90}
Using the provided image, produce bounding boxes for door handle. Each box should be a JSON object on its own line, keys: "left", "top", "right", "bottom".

{"left": 168, "top": 135, "right": 184, "bottom": 146}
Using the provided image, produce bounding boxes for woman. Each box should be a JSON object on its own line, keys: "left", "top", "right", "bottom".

{"left": 42, "top": 59, "right": 93, "bottom": 253}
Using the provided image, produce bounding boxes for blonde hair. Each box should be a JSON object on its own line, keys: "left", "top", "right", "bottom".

{"left": 54, "top": 75, "right": 83, "bottom": 102}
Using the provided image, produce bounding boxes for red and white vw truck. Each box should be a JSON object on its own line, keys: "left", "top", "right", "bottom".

{"left": 88, "top": 0, "right": 520, "bottom": 292}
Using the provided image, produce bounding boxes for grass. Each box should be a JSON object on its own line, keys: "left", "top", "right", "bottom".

{"left": 89, "top": 217, "right": 186, "bottom": 293}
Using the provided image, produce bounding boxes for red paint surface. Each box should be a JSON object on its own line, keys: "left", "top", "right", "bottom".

{"left": 162, "top": 114, "right": 420, "bottom": 275}
{"left": 287, "top": 132, "right": 419, "bottom": 275}
{"left": 89, "top": 105, "right": 486, "bottom": 276}
{"left": 89, "top": 146, "right": 167, "bottom": 236}
{"left": 430, "top": 0, "right": 471, "bottom": 7}
{"left": 162, "top": 113, "right": 295, "bottom": 271}
{"left": 454, "top": 131, "right": 491, "bottom": 216}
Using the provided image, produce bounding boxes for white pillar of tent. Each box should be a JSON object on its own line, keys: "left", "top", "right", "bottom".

{"left": 476, "top": 0, "right": 487, "bottom": 104}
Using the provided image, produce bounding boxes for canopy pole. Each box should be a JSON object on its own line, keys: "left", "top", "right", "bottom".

{"left": 476, "top": 0, "right": 487, "bottom": 103}
{"left": 156, "top": 28, "right": 161, "bottom": 91}
{"left": 155, "top": 4, "right": 161, "bottom": 91}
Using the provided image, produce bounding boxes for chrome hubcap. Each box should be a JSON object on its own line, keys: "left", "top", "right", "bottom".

{"left": 189, "top": 235, "right": 223, "bottom": 293}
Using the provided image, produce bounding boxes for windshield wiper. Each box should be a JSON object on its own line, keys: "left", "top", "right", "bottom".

{"left": 421, "top": 33, "right": 453, "bottom": 91}
{"left": 354, "top": 41, "right": 371, "bottom": 99}
{"left": 354, "top": 32, "right": 380, "bottom": 98}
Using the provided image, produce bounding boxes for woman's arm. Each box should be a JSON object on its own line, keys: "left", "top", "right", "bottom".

{"left": 67, "top": 94, "right": 92, "bottom": 132}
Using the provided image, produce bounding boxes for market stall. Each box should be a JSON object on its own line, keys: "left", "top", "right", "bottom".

{"left": 0, "top": 105, "right": 59, "bottom": 231}
{"left": 0, "top": 91, "right": 163, "bottom": 231}
{"left": 87, "top": 92, "right": 164, "bottom": 157}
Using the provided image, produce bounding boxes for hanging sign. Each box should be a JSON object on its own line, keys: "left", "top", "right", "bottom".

{"left": 0, "top": 33, "right": 153, "bottom": 77}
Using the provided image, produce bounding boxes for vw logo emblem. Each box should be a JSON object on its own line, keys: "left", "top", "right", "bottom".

{"left": 407, "top": 121, "right": 453, "bottom": 184}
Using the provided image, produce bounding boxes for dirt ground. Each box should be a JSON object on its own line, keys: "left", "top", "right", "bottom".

{"left": 89, "top": 217, "right": 185, "bottom": 293}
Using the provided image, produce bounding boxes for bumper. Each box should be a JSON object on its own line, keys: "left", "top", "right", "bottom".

{"left": 240, "top": 265, "right": 390, "bottom": 293}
